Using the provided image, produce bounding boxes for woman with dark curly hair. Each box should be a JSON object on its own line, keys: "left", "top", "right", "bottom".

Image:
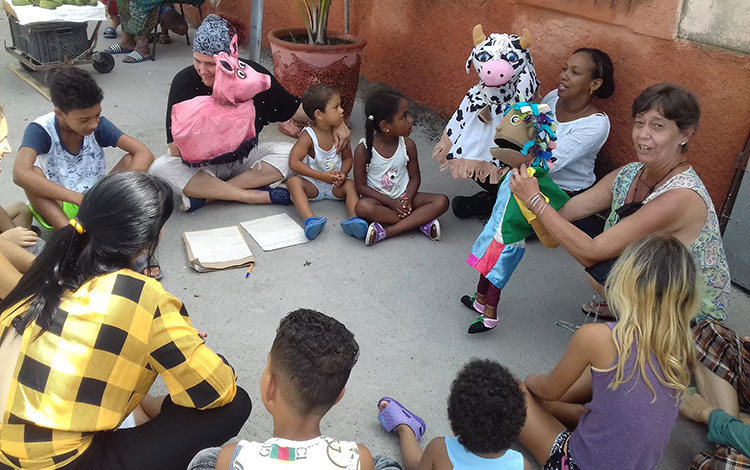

{"left": 376, "top": 359, "right": 529, "bottom": 469}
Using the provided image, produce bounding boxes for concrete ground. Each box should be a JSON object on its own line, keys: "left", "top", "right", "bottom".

{"left": 1, "top": 18, "right": 749, "bottom": 469}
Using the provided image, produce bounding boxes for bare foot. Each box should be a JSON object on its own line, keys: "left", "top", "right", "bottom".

{"left": 0, "top": 226, "right": 39, "bottom": 247}
{"left": 142, "top": 266, "right": 161, "bottom": 278}
{"left": 679, "top": 393, "right": 713, "bottom": 424}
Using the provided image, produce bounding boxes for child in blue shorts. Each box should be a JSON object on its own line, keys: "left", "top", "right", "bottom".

{"left": 286, "top": 84, "right": 367, "bottom": 241}
{"left": 13, "top": 67, "right": 154, "bottom": 231}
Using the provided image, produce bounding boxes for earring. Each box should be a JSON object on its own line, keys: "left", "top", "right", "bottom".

{"left": 680, "top": 142, "right": 686, "bottom": 146}
{"left": 386, "top": 129, "right": 390, "bottom": 133}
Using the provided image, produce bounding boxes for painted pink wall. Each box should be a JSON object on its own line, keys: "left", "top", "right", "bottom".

{"left": 199, "top": 0, "right": 750, "bottom": 207}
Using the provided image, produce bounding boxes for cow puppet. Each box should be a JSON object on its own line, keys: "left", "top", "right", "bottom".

{"left": 171, "top": 35, "right": 271, "bottom": 167}
{"left": 433, "top": 25, "right": 539, "bottom": 184}
{"left": 466, "top": 100, "right": 569, "bottom": 291}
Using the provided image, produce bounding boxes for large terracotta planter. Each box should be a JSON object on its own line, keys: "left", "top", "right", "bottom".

{"left": 268, "top": 28, "right": 366, "bottom": 136}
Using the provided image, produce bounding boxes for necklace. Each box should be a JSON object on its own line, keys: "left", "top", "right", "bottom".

{"left": 559, "top": 100, "right": 591, "bottom": 120}
{"left": 636, "top": 160, "right": 689, "bottom": 199}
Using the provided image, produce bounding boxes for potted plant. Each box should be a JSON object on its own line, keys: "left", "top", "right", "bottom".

{"left": 268, "top": 0, "right": 366, "bottom": 136}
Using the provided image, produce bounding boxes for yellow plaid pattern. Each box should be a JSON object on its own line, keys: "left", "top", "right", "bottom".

{"left": 0, "top": 270, "right": 237, "bottom": 469}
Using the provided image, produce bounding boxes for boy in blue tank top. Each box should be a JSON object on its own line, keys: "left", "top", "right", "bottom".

{"left": 13, "top": 67, "right": 154, "bottom": 231}
{"left": 377, "top": 359, "right": 530, "bottom": 469}
{"left": 286, "top": 84, "right": 367, "bottom": 241}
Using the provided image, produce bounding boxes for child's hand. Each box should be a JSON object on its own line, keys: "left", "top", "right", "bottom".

{"left": 323, "top": 171, "right": 338, "bottom": 185}
{"left": 333, "top": 171, "right": 346, "bottom": 187}
{"left": 390, "top": 198, "right": 409, "bottom": 218}
{"left": 0, "top": 226, "right": 39, "bottom": 247}
{"left": 399, "top": 196, "right": 412, "bottom": 215}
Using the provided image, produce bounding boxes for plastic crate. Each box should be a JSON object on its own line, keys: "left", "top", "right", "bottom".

{"left": 8, "top": 15, "right": 89, "bottom": 64}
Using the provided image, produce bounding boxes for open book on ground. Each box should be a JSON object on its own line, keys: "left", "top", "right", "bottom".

{"left": 182, "top": 225, "right": 254, "bottom": 272}
{"left": 240, "top": 213, "right": 309, "bottom": 252}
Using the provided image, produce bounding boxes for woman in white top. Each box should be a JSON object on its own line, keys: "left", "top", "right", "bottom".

{"left": 543, "top": 48, "right": 615, "bottom": 195}
{"left": 452, "top": 48, "right": 614, "bottom": 217}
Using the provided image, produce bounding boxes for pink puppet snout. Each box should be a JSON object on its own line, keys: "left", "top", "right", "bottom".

{"left": 480, "top": 60, "right": 514, "bottom": 87}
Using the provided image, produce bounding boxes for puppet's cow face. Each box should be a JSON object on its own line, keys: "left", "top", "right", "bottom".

{"left": 466, "top": 25, "right": 532, "bottom": 88}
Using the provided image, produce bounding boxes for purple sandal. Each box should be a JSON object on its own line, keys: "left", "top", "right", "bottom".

{"left": 419, "top": 219, "right": 441, "bottom": 241}
{"left": 365, "top": 222, "right": 386, "bottom": 246}
{"left": 377, "top": 396, "right": 426, "bottom": 441}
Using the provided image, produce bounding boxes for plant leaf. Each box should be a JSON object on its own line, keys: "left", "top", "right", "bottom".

{"left": 293, "top": 0, "right": 314, "bottom": 44}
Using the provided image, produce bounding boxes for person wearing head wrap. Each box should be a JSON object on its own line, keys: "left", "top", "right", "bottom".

{"left": 149, "top": 14, "right": 351, "bottom": 212}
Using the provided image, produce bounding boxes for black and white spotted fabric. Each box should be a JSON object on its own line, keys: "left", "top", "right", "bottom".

{"left": 444, "top": 32, "right": 539, "bottom": 166}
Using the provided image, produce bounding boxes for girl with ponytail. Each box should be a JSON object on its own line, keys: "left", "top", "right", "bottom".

{"left": 353, "top": 89, "right": 449, "bottom": 246}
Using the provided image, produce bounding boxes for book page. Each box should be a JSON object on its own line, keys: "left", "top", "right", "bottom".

{"left": 183, "top": 226, "right": 253, "bottom": 264}
{"left": 240, "top": 213, "right": 309, "bottom": 252}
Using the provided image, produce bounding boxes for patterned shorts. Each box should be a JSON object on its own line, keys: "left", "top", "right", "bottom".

{"left": 544, "top": 430, "right": 580, "bottom": 470}
{"left": 691, "top": 445, "right": 750, "bottom": 470}
{"left": 693, "top": 320, "right": 750, "bottom": 411}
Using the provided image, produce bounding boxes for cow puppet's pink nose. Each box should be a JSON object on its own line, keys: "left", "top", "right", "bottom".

{"left": 480, "top": 60, "right": 514, "bottom": 87}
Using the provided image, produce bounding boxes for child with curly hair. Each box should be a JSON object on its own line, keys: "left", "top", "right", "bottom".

{"left": 188, "top": 308, "right": 376, "bottom": 470}
{"left": 377, "top": 359, "right": 530, "bottom": 469}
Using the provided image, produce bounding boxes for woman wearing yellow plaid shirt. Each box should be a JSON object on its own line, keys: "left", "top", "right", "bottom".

{"left": 0, "top": 172, "right": 251, "bottom": 470}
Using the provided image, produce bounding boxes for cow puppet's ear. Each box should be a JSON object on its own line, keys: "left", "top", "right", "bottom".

{"left": 519, "top": 28, "right": 532, "bottom": 49}
{"left": 472, "top": 24, "right": 486, "bottom": 46}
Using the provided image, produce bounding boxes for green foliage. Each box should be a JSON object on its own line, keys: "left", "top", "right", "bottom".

{"left": 293, "top": 0, "right": 332, "bottom": 45}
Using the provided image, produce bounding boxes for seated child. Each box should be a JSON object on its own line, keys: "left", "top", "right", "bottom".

{"left": 353, "top": 89, "right": 449, "bottom": 246}
{"left": 188, "top": 308, "right": 375, "bottom": 470}
{"left": 0, "top": 105, "right": 39, "bottom": 250}
{"left": 287, "top": 84, "right": 368, "bottom": 240}
{"left": 377, "top": 359, "right": 530, "bottom": 469}
{"left": 13, "top": 67, "right": 154, "bottom": 231}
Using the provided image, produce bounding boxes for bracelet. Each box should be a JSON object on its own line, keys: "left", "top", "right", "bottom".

{"left": 531, "top": 198, "right": 548, "bottom": 216}
{"left": 526, "top": 193, "right": 543, "bottom": 208}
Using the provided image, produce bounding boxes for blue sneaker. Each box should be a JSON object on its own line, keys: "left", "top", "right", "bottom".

{"left": 304, "top": 217, "right": 327, "bottom": 240}
{"left": 179, "top": 196, "right": 206, "bottom": 212}
{"left": 341, "top": 216, "right": 368, "bottom": 239}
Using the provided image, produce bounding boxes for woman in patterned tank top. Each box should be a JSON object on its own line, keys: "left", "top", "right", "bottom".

{"left": 508, "top": 82, "right": 730, "bottom": 323}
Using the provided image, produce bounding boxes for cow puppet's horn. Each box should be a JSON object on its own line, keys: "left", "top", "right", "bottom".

{"left": 473, "top": 24, "right": 486, "bottom": 46}
{"left": 519, "top": 28, "right": 532, "bottom": 49}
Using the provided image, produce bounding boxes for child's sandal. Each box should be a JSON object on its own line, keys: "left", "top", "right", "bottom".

{"left": 419, "top": 219, "right": 440, "bottom": 241}
{"left": 365, "top": 222, "right": 386, "bottom": 246}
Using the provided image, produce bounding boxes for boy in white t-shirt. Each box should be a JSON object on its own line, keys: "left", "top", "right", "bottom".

{"left": 188, "top": 309, "right": 376, "bottom": 470}
{"left": 13, "top": 67, "right": 154, "bottom": 231}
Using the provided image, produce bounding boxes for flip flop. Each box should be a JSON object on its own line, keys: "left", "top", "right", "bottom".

{"left": 130, "top": 252, "right": 162, "bottom": 280}
{"left": 123, "top": 51, "right": 150, "bottom": 63}
{"left": 158, "top": 32, "right": 172, "bottom": 44}
{"left": 377, "top": 397, "right": 426, "bottom": 442}
{"left": 304, "top": 217, "right": 327, "bottom": 240}
{"left": 104, "top": 43, "right": 133, "bottom": 54}
{"left": 341, "top": 216, "right": 368, "bottom": 239}
{"left": 103, "top": 26, "right": 117, "bottom": 39}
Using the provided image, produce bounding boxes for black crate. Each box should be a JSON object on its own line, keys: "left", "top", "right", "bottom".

{"left": 8, "top": 15, "right": 89, "bottom": 64}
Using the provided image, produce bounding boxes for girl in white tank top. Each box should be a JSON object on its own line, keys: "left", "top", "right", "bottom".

{"left": 352, "top": 90, "right": 449, "bottom": 246}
